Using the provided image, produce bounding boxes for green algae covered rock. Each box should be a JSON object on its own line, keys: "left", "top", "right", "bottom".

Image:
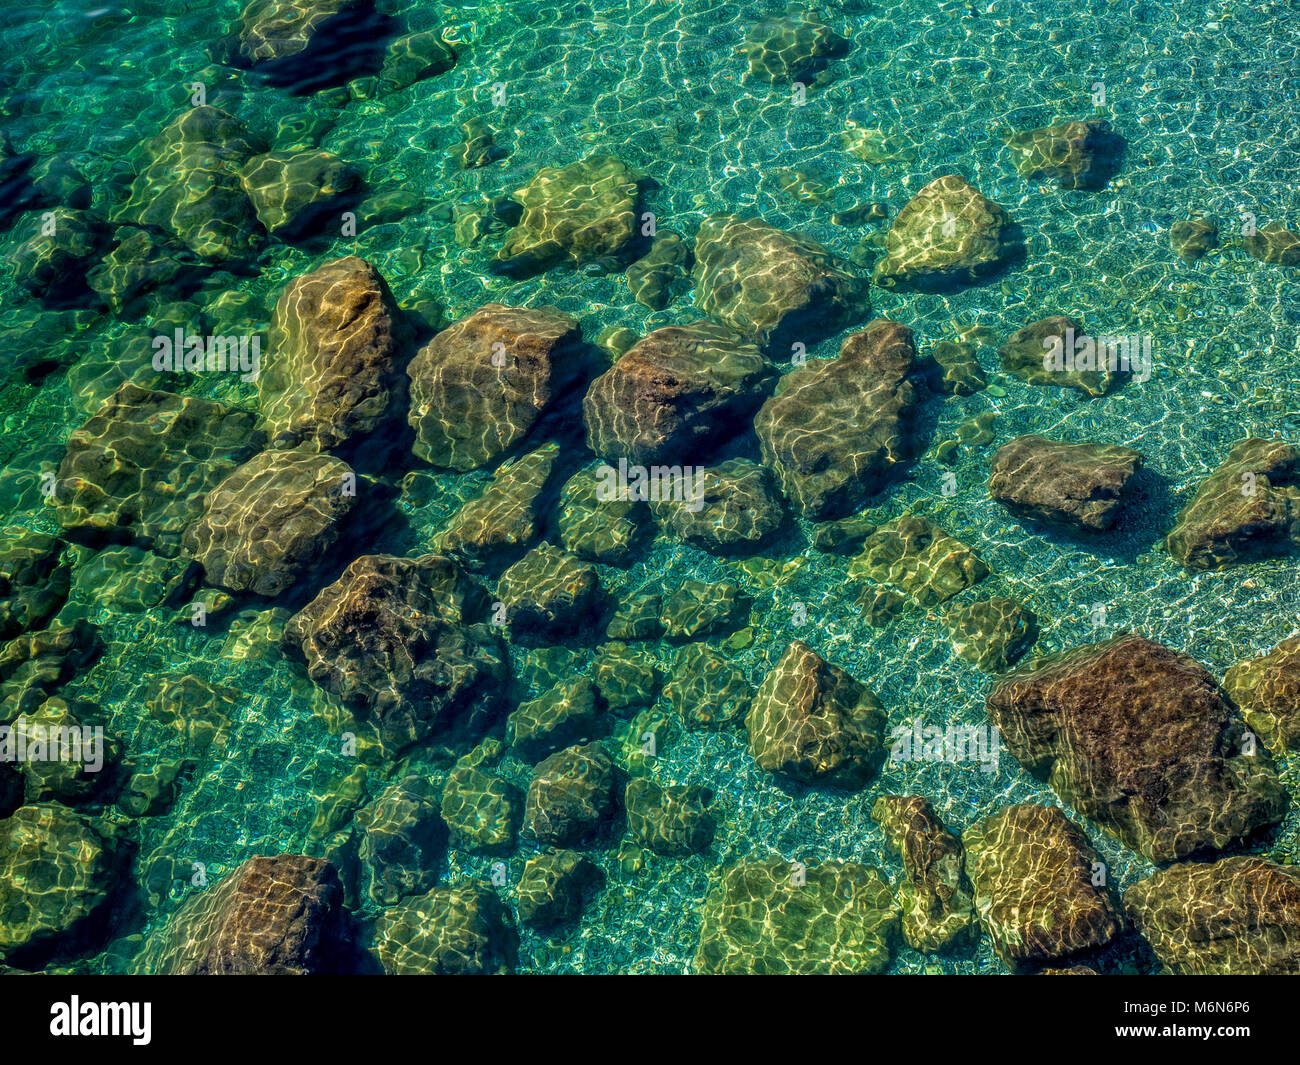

{"left": 0, "top": 529, "right": 70, "bottom": 640}
{"left": 451, "top": 115, "right": 502, "bottom": 170}
{"left": 407, "top": 303, "right": 581, "bottom": 471}
{"left": 379, "top": 30, "right": 456, "bottom": 93}
{"left": 873, "top": 175, "right": 1017, "bottom": 290}
{"left": 849, "top": 515, "right": 989, "bottom": 606}
{"left": 495, "top": 154, "right": 643, "bottom": 274}
{"left": 522, "top": 741, "right": 617, "bottom": 847}
{"left": 1125, "top": 856, "right": 1300, "bottom": 975}
{"left": 755, "top": 319, "right": 929, "bottom": 520}
{"left": 606, "top": 590, "right": 664, "bottom": 641}
{"left": 238, "top": 149, "right": 362, "bottom": 239}
{"left": 1170, "top": 216, "right": 1218, "bottom": 262}
{"left": 283, "top": 553, "right": 507, "bottom": 756}
{"left": 746, "top": 640, "right": 887, "bottom": 787}
{"left": 692, "top": 214, "right": 867, "bottom": 349}
{"left": 624, "top": 777, "right": 716, "bottom": 855}
{"left": 12, "top": 696, "right": 121, "bottom": 805}
{"left": 998, "top": 316, "right": 1117, "bottom": 396}
{"left": 650, "top": 458, "right": 784, "bottom": 552}
{"left": 229, "top": 0, "right": 369, "bottom": 64}
{"left": 1004, "top": 118, "right": 1125, "bottom": 190}
{"left": 943, "top": 597, "right": 1039, "bottom": 673}
{"left": 927, "top": 339, "right": 987, "bottom": 395}
{"left": 1166, "top": 437, "right": 1300, "bottom": 570}
{"left": 183, "top": 447, "right": 356, "bottom": 596}
{"left": 1223, "top": 635, "right": 1300, "bottom": 753}
{"left": 52, "top": 383, "right": 264, "bottom": 556}
{"left": 508, "top": 676, "right": 606, "bottom": 763}
{"left": 962, "top": 805, "right": 1122, "bottom": 968}
{"left": 495, "top": 543, "right": 604, "bottom": 641}
{"left": 374, "top": 881, "right": 516, "bottom": 975}
{"left": 1244, "top": 222, "right": 1300, "bottom": 265}
{"left": 0, "top": 620, "right": 104, "bottom": 723}
{"left": 740, "top": 12, "right": 850, "bottom": 84}
{"left": 583, "top": 321, "right": 776, "bottom": 464}
{"left": 144, "top": 672, "right": 244, "bottom": 754}
{"left": 625, "top": 230, "right": 692, "bottom": 309}
{"left": 660, "top": 579, "right": 750, "bottom": 640}
{"left": 558, "top": 463, "right": 649, "bottom": 565}
{"left": 694, "top": 855, "right": 899, "bottom": 974}
{"left": 989, "top": 433, "right": 1143, "bottom": 532}
{"left": 663, "top": 642, "right": 753, "bottom": 729}
{"left": 9, "top": 207, "right": 108, "bottom": 304}
{"left": 440, "top": 764, "right": 519, "bottom": 854}
{"left": 355, "top": 776, "right": 446, "bottom": 906}
{"left": 0, "top": 804, "right": 127, "bottom": 965}
{"left": 134, "top": 854, "right": 349, "bottom": 974}
{"left": 871, "top": 794, "right": 976, "bottom": 954}
{"left": 259, "top": 255, "right": 413, "bottom": 451}
{"left": 86, "top": 226, "right": 203, "bottom": 317}
{"left": 590, "top": 642, "right": 661, "bottom": 712}
{"left": 115, "top": 106, "right": 265, "bottom": 261}
{"left": 988, "top": 634, "right": 1287, "bottom": 863}
{"left": 433, "top": 441, "right": 560, "bottom": 568}
{"left": 517, "top": 850, "right": 603, "bottom": 928}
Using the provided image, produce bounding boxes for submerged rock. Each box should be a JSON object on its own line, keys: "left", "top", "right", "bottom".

{"left": 354, "top": 776, "right": 446, "bottom": 906}
{"left": 1125, "top": 856, "right": 1300, "bottom": 975}
{"left": 625, "top": 230, "right": 692, "bottom": 309}
{"left": 0, "top": 529, "right": 70, "bottom": 640}
{"left": 987, "top": 634, "right": 1287, "bottom": 863}
{"left": 52, "top": 383, "right": 264, "bottom": 556}
{"left": 692, "top": 214, "right": 867, "bottom": 349}
{"left": 143, "top": 673, "right": 243, "bottom": 755}
{"left": 694, "top": 855, "right": 899, "bottom": 974}
{"left": 754, "top": 319, "right": 929, "bottom": 520}
{"left": 1223, "top": 636, "right": 1300, "bottom": 753}
{"left": 378, "top": 30, "right": 456, "bottom": 94}
{"left": 522, "top": 742, "right": 618, "bottom": 847}
{"left": 583, "top": 321, "right": 776, "bottom": 464}
{"left": 433, "top": 442, "right": 560, "bottom": 569}
{"left": 86, "top": 226, "right": 203, "bottom": 317}
{"left": 1243, "top": 222, "right": 1300, "bottom": 265}
{"left": 183, "top": 447, "right": 356, "bottom": 596}
{"left": 651, "top": 458, "right": 784, "bottom": 552}
{"left": 9, "top": 208, "right": 108, "bottom": 305}
{"left": 440, "top": 764, "right": 519, "bottom": 854}
{"left": 495, "top": 154, "right": 643, "bottom": 273}
{"left": 1170, "top": 216, "right": 1218, "bottom": 262}
{"left": 1166, "top": 438, "right": 1300, "bottom": 570}
{"left": 740, "top": 12, "right": 850, "bottom": 84}
{"left": 746, "top": 640, "right": 887, "bottom": 787}
{"left": 998, "top": 316, "right": 1118, "bottom": 396}
{"left": 259, "top": 255, "right": 413, "bottom": 452}
{"left": 508, "top": 676, "right": 606, "bottom": 763}
{"left": 134, "top": 854, "right": 349, "bottom": 974}
{"left": 451, "top": 116, "right": 502, "bottom": 170}
{"left": 849, "top": 516, "right": 989, "bottom": 606}
{"left": 239, "top": 149, "right": 362, "bottom": 240}
{"left": 624, "top": 777, "right": 716, "bottom": 855}
{"left": 988, "top": 434, "right": 1143, "bottom": 531}
{"left": 0, "top": 804, "right": 127, "bottom": 966}
{"left": 1004, "top": 118, "right": 1124, "bottom": 190}
{"left": 943, "top": 597, "right": 1039, "bottom": 673}
{"left": 115, "top": 106, "right": 265, "bottom": 261}
{"left": 517, "top": 850, "right": 602, "bottom": 928}
{"left": 871, "top": 795, "right": 976, "bottom": 954}
{"left": 408, "top": 303, "right": 581, "bottom": 470}
{"left": 0, "top": 620, "right": 103, "bottom": 722}
{"left": 873, "top": 175, "right": 1017, "bottom": 290}
{"left": 664, "top": 643, "right": 754, "bottom": 730}
{"left": 591, "top": 642, "right": 661, "bottom": 712}
{"left": 962, "top": 805, "right": 1122, "bottom": 968}
{"left": 374, "top": 882, "right": 515, "bottom": 974}
{"left": 558, "top": 464, "right": 649, "bottom": 565}
{"left": 282, "top": 553, "right": 507, "bottom": 755}
{"left": 927, "top": 339, "right": 987, "bottom": 395}
{"left": 495, "top": 543, "right": 603, "bottom": 641}
{"left": 660, "top": 580, "right": 749, "bottom": 640}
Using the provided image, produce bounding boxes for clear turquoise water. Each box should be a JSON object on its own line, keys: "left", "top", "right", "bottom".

{"left": 3, "top": 0, "right": 1300, "bottom": 974}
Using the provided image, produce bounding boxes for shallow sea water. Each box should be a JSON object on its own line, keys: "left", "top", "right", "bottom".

{"left": 3, "top": 0, "right": 1300, "bottom": 974}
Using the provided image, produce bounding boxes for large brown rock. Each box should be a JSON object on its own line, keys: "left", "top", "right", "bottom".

{"left": 135, "top": 855, "right": 350, "bottom": 974}
{"left": 1125, "top": 856, "right": 1300, "bottom": 975}
{"left": 407, "top": 303, "right": 581, "bottom": 470}
{"left": 1223, "top": 636, "right": 1300, "bottom": 753}
{"left": 692, "top": 214, "right": 867, "bottom": 349}
{"left": 754, "top": 319, "right": 929, "bottom": 519}
{"left": 282, "top": 553, "right": 506, "bottom": 754}
{"left": 962, "top": 805, "right": 1122, "bottom": 968}
{"left": 988, "top": 433, "right": 1143, "bottom": 532}
{"left": 746, "top": 640, "right": 887, "bottom": 787}
{"left": 1166, "top": 438, "right": 1300, "bottom": 570}
{"left": 583, "top": 321, "right": 776, "bottom": 464}
{"left": 987, "top": 634, "right": 1287, "bottom": 863}
{"left": 259, "top": 256, "right": 413, "bottom": 451}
